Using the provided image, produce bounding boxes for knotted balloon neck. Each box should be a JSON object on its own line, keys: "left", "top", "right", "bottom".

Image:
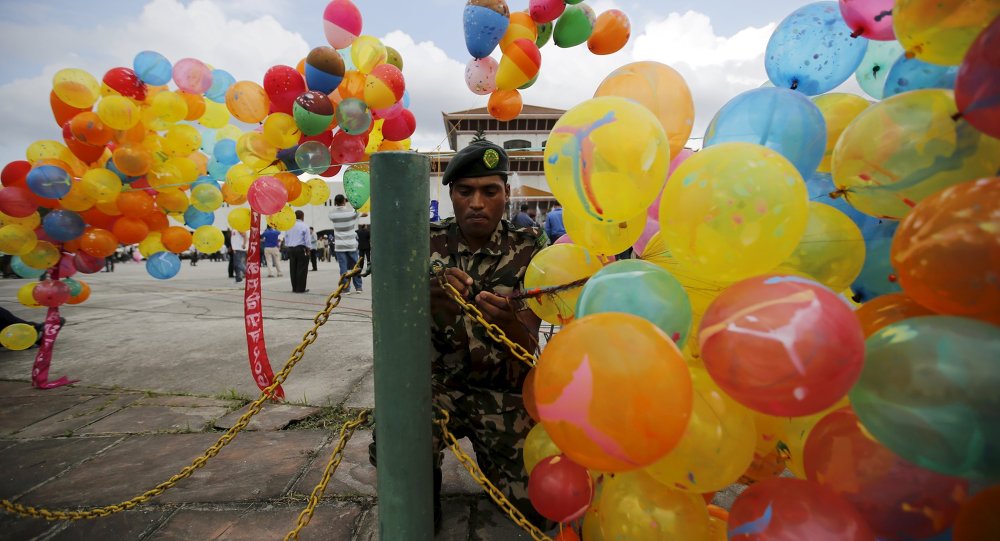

{"left": 850, "top": 28, "right": 864, "bottom": 38}
{"left": 829, "top": 188, "right": 849, "bottom": 200}
{"left": 951, "top": 111, "right": 964, "bottom": 122}
{"left": 790, "top": 80, "right": 799, "bottom": 91}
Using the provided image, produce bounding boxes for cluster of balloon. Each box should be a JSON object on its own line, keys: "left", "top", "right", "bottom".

{"left": 517, "top": 2, "right": 1000, "bottom": 538}
{"left": 463, "top": 0, "right": 632, "bottom": 120}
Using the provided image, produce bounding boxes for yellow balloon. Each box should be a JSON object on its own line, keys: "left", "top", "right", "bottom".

{"left": 162, "top": 124, "right": 201, "bottom": 157}
{"left": 291, "top": 181, "right": 313, "bottom": 207}
{"left": 228, "top": 207, "right": 252, "bottom": 232}
{"left": 659, "top": 142, "right": 808, "bottom": 283}
{"left": 52, "top": 68, "right": 100, "bottom": 108}
{"left": 17, "top": 282, "right": 42, "bottom": 308}
{"left": 0, "top": 210, "right": 41, "bottom": 229}
{"left": 595, "top": 61, "right": 695, "bottom": 160}
{"left": 225, "top": 163, "right": 257, "bottom": 196}
{"left": 191, "top": 184, "right": 223, "bottom": 214}
{"left": 357, "top": 198, "right": 371, "bottom": 214}
{"left": 216, "top": 123, "right": 243, "bottom": 142}
{"left": 564, "top": 209, "right": 645, "bottom": 256}
{"left": 150, "top": 91, "right": 188, "bottom": 124}
{"left": 775, "top": 202, "right": 865, "bottom": 292}
{"left": 832, "top": 89, "right": 1000, "bottom": 219}
{"left": 544, "top": 97, "right": 670, "bottom": 222}
{"left": 80, "top": 168, "right": 122, "bottom": 203}
{"left": 351, "top": 35, "right": 388, "bottom": 74}
{"left": 156, "top": 188, "right": 189, "bottom": 213}
{"left": 193, "top": 225, "right": 224, "bottom": 253}
{"left": 643, "top": 366, "right": 755, "bottom": 493}
{"left": 893, "top": 0, "right": 1000, "bottom": 66}
{"left": 524, "top": 244, "right": 605, "bottom": 325}
{"left": 138, "top": 231, "right": 165, "bottom": 258}
{"left": 148, "top": 163, "right": 181, "bottom": 192}
{"left": 199, "top": 100, "right": 231, "bottom": 129}
{"left": 262, "top": 112, "right": 302, "bottom": 149}
{"left": 26, "top": 140, "right": 74, "bottom": 165}
{"left": 21, "top": 241, "right": 60, "bottom": 269}
{"left": 523, "top": 423, "right": 562, "bottom": 475}
{"left": 95, "top": 199, "right": 122, "bottom": 216}
{"left": 1, "top": 323, "right": 38, "bottom": 351}
{"left": 267, "top": 205, "right": 295, "bottom": 231}
{"left": 0, "top": 224, "right": 38, "bottom": 256}
{"left": 308, "top": 178, "right": 331, "bottom": 206}
{"left": 97, "top": 95, "right": 140, "bottom": 130}
{"left": 236, "top": 131, "right": 277, "bottom": 170}
{"left": 166, "top": 156, "right": 198, "bottom": 186}
{"left": 365, "top": 119, "right": 385, "bottom": 154}
{"left": 500, "top": 13, "right": 538, "bottom": 53}
{"left": 640, "top": 232, "right": 728, "bottom": 327}
{"left": 812, "top": 93, "right": 868, "bottom": 173}
{"left": 58, "top": 182, "right": 96, "bottom": 212}
{"left": 598, "top": 472, "right": 709, "bottom": 541}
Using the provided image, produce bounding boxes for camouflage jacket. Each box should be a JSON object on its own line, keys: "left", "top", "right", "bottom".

{"left": 430, "top": 218, "right": 547, "bottom": 392}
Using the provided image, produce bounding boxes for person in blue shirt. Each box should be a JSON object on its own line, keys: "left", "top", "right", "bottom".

{"left": 543, "top": 201, "right": 565, "bottom": 243}
{"left": 511, "top": 203, "right": 536, "bottom": 229}
{"left": 261, "top": 225, "right": 283, "bottom": 278}
{"left": 284, "top": 211, "right": 312, "bottom": 293}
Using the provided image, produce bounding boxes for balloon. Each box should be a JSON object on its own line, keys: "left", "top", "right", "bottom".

{"left": 307, "top": 178, "right": 331, "bottom": 206}
{"left": 775, "top": 202, "right": 865, "bottom": 292}
{"left": 563, "top": 209, "right": 645, "bottom": 257}
{"left": 953, "top": 485, "right": 1000, "bottom": 541}
{"left": 832, "top": 89, "right": 1000, "bottom": 219}
{"left": 350, "top": 36, "right": 387, "bottom": 74}
{"left": 805, "top": 408, "right": 968, "bottom": 540}
{"left": 465, "top": 57, "right": 499, "bottom": 95}
{"left": 263, "top": 65, "right": 306, "bottom": 115}
{"left": 487, "top": 88, "right": 522, "bottom": 121}
{"left": 17, "top": 282, "right": 41, "bottom": 308}
{"left": 199, "top": 100, "right": 230, "bottom": 128}
{"left": 851, "top": 218, "right": 901, "bottom": 302}
{"left": 381, "top": 109, "right": 416, "bottom": 142}
{"left": 554, "top": 4, "right": 596, "bottom": 48}
{"left": 893, "top": 0, "right": 1000, "bottom": 66}
{"left": 191, "top": 183, "right": 223, "bottom": 214}
{"left": 69, "top": 111, "right": 113, "bottom": 147}
{"left": 32, "top": 279, "right": 70, "bottom": 307}
{"left": 0, "top": 187, "right": 36, "bottom": 219}
{"left": 852, "top": 316, "right": 1000, "bottom": 480}
{"left": 588, "top": 10, "right": 630, "bottom": 55}
{"left": 500, "top": 12, "right": 538, "bottom": 54}
{"left": 160, "top": 226, "right": 192, "bottom": 254}
{"left": 111, "top": 216, "right": 149, "bottom": 245}
{"left": 529, "top": 0, "right": 564, "bottom": 24}
{"left": 335, "top": 98, "right": 372, "bottom": 135}
{"left": 385, "top": 46, "right": 403, "bottom": 70}
{"left": 323, "top": 0, "right": 362, "bottom": 49}
{"left": 73, "top": 249, "right": 105, "bottom": 274}
{"left": 528, "top": 455, "right": 594, "bottom": 523}
{"left": 133, "top": 51, "right": 172, "bottom": 85}
{"left": 292, "top": 141, "right": 330, "bottom": 175}
{"left": 228, "top": 207, "right": 251, "bottom": 232}
{"left": 839, "top": 0, "right": 896, "bottom": 40}
{"left": 700, "top": 275, "right": 866, "bottom": 416}
{"left": 305, "top": 46, "right": 346, "bottom": 94}
{"left": 247, "top": 176, "right": 288, "bottom": 215}
{"left": 363, "top": 64, "right": 405, "bottom": 109}
{"left": 1, "top": 323, "right": 37, "bottom": 351}
{"left": 204, "top": 69, "right": 235, "bottom": 103}
{"left": 2, "top": 160, "right": 31, "bottom": 188}
{"left": 11, "top": 256, "right": 44, "bottom": 278}
{"left": 95, "top": 95, "right": 140, "bottom": 131}
{"left": 148, "top": 90, "right": 188, "bottom": 126}
{"left": 293, "top": 91, "right": 335, "bottom": 137}
{"left": 193, "top": 225, "right": 224, "bottom": 253}
{"left": 330, "top": 129, "right": 367, "bottom": 164}
{"left": 535, "top": 21, "right": 553, "bottom": 47}
{"left": 495, "top": 39, "right": 541, "bottom": 91}
{"left": 182, "top": 207, "right": 213, "bottom": 229}
{"left": 728, "top": 478, "right": 876, "bottom": 540}
{"left": 116, "top": 190, "right": 154, "bottom": 218}
{"left": 0, "top": 223, "right": 36, "bottom": 255}
{"left": 644, "top": 366, "right": 756, "bottom": 493}
{"left": 812, "top": 93, "right": 869, "bottom": 174}
{"left": 892, "top": 178, "right": 1000, "bottom": 325}
{"left": 535, "top": 312, "right": 692, "bottom": 471}
{"left": 262, "top": 112, "right": 301, "bottom": 149}
{"left": 343, "top": 165, "right": 370, "bottom": 209}
{"left": 146, "top": 250, "right": 181, "bottom": 279}
{"left": 66, "top": 279, "right": 90, "bottom": 304}
{"left": 545, "top": 97, "right": 669, "bottom": 222}
{"left": 52, "top": 68, "right": 101, "bottom": 109}
{"left": 26, "top": 165, "right": 71, "bottom": 200}
{"left": 599, "top": 472, "right": 709, "bottom": 540}
{"left": 138, "top": 231, "right": 165, "bottom": 257}
{"left": 463, "top": 0, "right": 510, "bottom": 59}
{"left": 955, "top": 16, "right": 1000, "bottom": 139}
{"left": 523, "top": 423, "right": 562, "bottom": 474}
{"left": 883, "top": 55, "right": 958, "bottom": 97}
{"left": 576, "top": 259, "right": 692, "bottom": 347}
{"left": 524, "top": 244, "right": 604, "bottom": 325}
{"left": 855, "top": 293, "right": 935, "bottom": 337}
{"left": 766, "top": 2, "right": 869, "bottom": 95}
{"left": 80, "top": 168, "right": 122, "bottom": 204}
{"left": 225, "top": 81, "right": 270, "bottom": 124}
{"left": 172, "top": 58, "right": 212, "bottom": 94}
{"left": 594, "top": 62, "right": 693, "bottom": 160}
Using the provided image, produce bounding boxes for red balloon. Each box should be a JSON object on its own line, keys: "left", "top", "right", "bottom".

{"left": 804, "top": 408, "right": 967, "bottom": 540}
{"left": 330, "top": 129, "right": 367, "bottom": 164}
{"left": 80, "top": 208, "right": 118, "bottom": 230}
{"left": 728, "top": 478, "right": 875, "bottom": 541}
{"left": 74, "top": 251, "right": 105, "bottom": 274}
{"left": 528, "top": 454, "right": 594, "bottom": 523}
{"left": 64, "top": 134, "right": 106, "bottom": 164}
{"left": 247, "top": 176, "right": 288, "bottom": 215}
{"left": 2, "top": 160, "right": 31, "bottom": 188}
{"left": 32, "top": 279, "right": 71, "bottom": 307}
{"left": 319, "top": 163, "right": 343, "bottom": 177}
{"left": 0, "top": 186, "right": 36, "bottom": 217}
{"left": 263, "top": 65, "right": 307, "bottom": 115}
{"left": 103, "top": 67, "right": 148, "bottom": 101}
{"left": 381, "top": 108, "right": 416, "bottom": 141}
{"left": 699, "top": 275, "right": 865, "bottom": 416}
{"left": 57, "top": 253, "right": 77, "bottom": 277}
{"left": 955, "top": 16, "right": 1000, "bottom": 138}
{"left": 300, "top": 130, "right": 334, "bottom": 147}
{"left": 553, "top": 528, "right": 581, "bottom": 541}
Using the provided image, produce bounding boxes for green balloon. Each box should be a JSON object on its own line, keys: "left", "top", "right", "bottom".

{"left": 855, "top": 40, "right": 904, "bottom": 100}
{"left": 849, "top": 316, "right": 1000, "bottom": 480}
{"left": 11, "top": 256, "right": 44, "bottom": 279}
{"left": 343, "top": 167, "right": 370, "bottom": 210}
{"left": 565, "top": 0, "right": 584, "bottom": 4}
{"left": 386, "top": 46, "right": 404, "bottom": 71}
{"left": 62, "top": 277, "right": 83, "bottom": 297}
{"left": 519, "top": 73, "right": 539, "bottom": 90}
{"left": 554, "top": 4, "right": 596, "bottom": 48}
{"left": 536, "top": 22, "right": 553, "bottom": 48}
{"left": 293, "top": 102, "right": 334, "bottom": 137}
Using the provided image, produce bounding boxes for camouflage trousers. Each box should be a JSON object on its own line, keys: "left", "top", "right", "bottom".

{"left": 369, "top": 380, "right": 543, "bottom": 525}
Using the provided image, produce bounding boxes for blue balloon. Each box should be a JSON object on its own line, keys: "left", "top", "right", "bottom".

{"left": 851, "top": 218, "right": 901, "bottom": 302}
{"left": 11, "top": 256, "right": 45, "bottom": 278}
{"left": 464, "top": 4, "right": 509, "bottom": 59}
{"left": 338, "top": 46, "right": 356, "bottom": 71}
{"left": 213, "top": 139, "right": 239, "bottom": 165}
{"left": 133, "top": 51, "right": 172, "bottom": 86}
{"left": 765, "top": 2, "right": 869, "bottom": 95}
{"left": 146, "top": 251, "right": 180, "bottom": 280}
{"left": 277, "top": 146, "right": 299, "bottom": 171}
{"left": 883, "top": 56, "right": 958, "bottom": 98}
{"left": 402, "top": 89, "right": 411, "bottom": 109}
{"left": 183, "top": 207, "right": 214, "bottom": 228}
{"left": 42, "top": 209, "right": 85, "bottom": 242}
{"left": 206, "top": 159, "right": 231, "bottom": 181}
{"left": 204, "top": 69, "right": 235, "bottom": 103}
{"left": 26, "top": 165, "right": 72, "bottom": 199}
{"left": 805, "top": 172, "right": 874, "bottom": 226}
{"left": 705, "top": 87, "right": 827, "bottom": 177}
{"left": 304, "top": 64, "right": 344, "bottom": 95}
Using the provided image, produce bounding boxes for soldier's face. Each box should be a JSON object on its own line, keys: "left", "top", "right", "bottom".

{"left": 451, "top": 175, "right": 509, "bottom": 240}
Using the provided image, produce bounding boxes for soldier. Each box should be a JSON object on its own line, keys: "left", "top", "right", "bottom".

{"left": 370, "top": 139, "right": 548, "bottom": 531}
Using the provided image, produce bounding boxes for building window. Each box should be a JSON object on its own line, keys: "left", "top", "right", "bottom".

{"left": 504, "top": 139, "right": 531, "bottom": 150}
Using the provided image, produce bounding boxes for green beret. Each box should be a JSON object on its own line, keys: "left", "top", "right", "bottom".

{"left": 442, "top": 140, "right": 509, "bottom": 185}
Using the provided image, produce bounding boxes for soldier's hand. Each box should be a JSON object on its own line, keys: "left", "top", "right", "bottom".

{"left": 475, "top": 291, "right": 517, "bottom": 326}
{"left": 430, "top": 268, "right": 472, "bottom": 316}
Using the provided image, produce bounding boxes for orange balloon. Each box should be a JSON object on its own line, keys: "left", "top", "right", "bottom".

{"left": 295, "top": 57, "right": 306, "bottom": 76}
{"left": 112, "top": 144, "right": 152, "bottom": 177}
{"left": 161, "top": 226, "right": 192, "bottom": 253}
{"left": 141, "top": 210, "right": 169, "bottom": 232}
{"left": 500, "top": 12, "right": 538, "bottom": 53}
{"left": 488, "top": 89, "right": 522, "bottom": 121}
{"left": 50, "top": 90, "right": 90, "bottom": 127}
{"left": 63, "top": 238, "right": 82, "bottom": 253}
{"left": 69, "top": 111, "right": 114, "bottom": 146}
{"left": 739, "top": 450, "right": 787, "bottom": 485}
{"left": 274, "top": 171, "right": 302, "bottom": 202}
{"left": 178, "top": 92, "right": 206, "bottom": 121}
{"left": 111, "top": 216, "right": 150, "bottom": 245}
{"left": 535, "top": 312, "right": 692, "bottom": 472}
{"left": 80, "top": 207, "right": 117, "bottom": 230}
{"left": 112, "top": 122, "right": 147, "bottom": 146}
{"left": 522, "top": 366, "right": 540, "bottom": 423}
{"left": 221, "top": 182, "right": 247, "bottom": 205}
{"left": 335, "top": 70, "right": 366, "bottom": 101}
{"left": 892, "top": 178, "right": 1000, "bottom": 325}
{"left": 953, "top": 485, "right": 1000, "bottom": 541}
{"left": 67, "top": 280, "right": 90, "bottom": 305}
{"left": 155, "top": 189, "right": 189, "bottom": 213}
{"left": 79, "top": 227, "right": 118, "bottom": 258}
{"left": 588, "top": 10, "right": 631, "bottom": 55}
{"left": 855, "top": 292, "right": 935, "bottom": 337}
{"left": 116, "top": 190, "right": 154, "bottom": 218}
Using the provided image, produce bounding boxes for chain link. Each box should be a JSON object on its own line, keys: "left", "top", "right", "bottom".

{"left": 284, "top": 408, "right": 370, "bottom": 541}
{"left": 1, "top": 264, "right": 363, "bottom": 522}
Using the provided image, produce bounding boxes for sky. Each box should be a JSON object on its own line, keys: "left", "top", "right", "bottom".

{"left": 0, "top": 0, "right": 857, "bottom": 168}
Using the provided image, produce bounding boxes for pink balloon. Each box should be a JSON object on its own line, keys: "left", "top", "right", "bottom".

{"left": 247, "top": 176, "right": 288, "bottom": 215}
{"left": 372, "top": 101, "right": 403, "bottom": 120}
{"left": 73, "top": 252, "right": 104, "bottom": 274}
{"left": 323, "top": 0, "right": 363, "bottom": 49}
{"left": 839, "top": 0, "right": 896, "bottom": 41}
{"left": 465, "top": 57, "right": 499, "bottom": 96}
{"left": 648, "top": 148, "right": 694, "bottom": 220}
{"left": 172, "top": 58, "right": 213, "bottom": 94}
{"left": 33, "top": 279, "right": 71, "bottom": 307}
{"left": 529, "top": 0, "right": 566, "bottom": 24}
{"left": 58, "top": 253, "right": 77, "bottom": 278}
{"left": 631, "top": 217, "right": 660, "bottom": 258}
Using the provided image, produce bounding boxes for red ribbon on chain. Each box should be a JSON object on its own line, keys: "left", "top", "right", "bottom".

{"left": 245, "top": 212, "right": 284, "bottom": 400}
{"left": 32, "top": 260, "right": 77, "bottom": 389}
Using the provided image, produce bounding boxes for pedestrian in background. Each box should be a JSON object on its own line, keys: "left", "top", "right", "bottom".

{"left": 357, "top": 224, "right": 371, "bottom": 272}
{"left": 262, "top": 225, "right": 283, "bottom": 278}
{"left": 231, "top": 228, "right": 248, "bottom": 283}
{"left": 328, "top": 194, "right": 363, "bottom": 293}
{"left": 285, "top": 211, "right": 311, "bottom": 293}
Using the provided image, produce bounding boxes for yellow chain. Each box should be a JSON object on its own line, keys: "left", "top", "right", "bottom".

{"left": 1, "top": 265, "right": 363, "bottom": 522}
{"left": 438, "top": 278, "right": 539, "bottom": 368}
{"left": 284, "top": 408, "right": 370, "bottom": 541}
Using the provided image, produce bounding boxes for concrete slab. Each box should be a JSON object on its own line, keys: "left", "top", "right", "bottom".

{"left": 137, "top": 395, "right": 240, "bottom": 408}
{"left": 0, "top": 381, "right": 109, "bottom": 398}
{"left": 292, "top": 430, "right": 377, "bottom": 497}
{"left": 214, "top": 403, "right": 321, "bottom": 431}
{"left": 352, "top": 500, "right": 475, "bottom": 541}
{"left": 74, "top": 405, "right": 230, "bottom": 435}
{"left": 147, "top": 502, "right": 363, "bottom": 541}
{"left": 12, "top": 393, "right": 144, "bottom": 438}
{"left": 0, "top": 395, "right": 96, "bottom": 436}
{"left": 0, "top": 436, "right": 122, "bottom": 500}
{"left": 0, "top": 512, "right": 60, "bottom": 540}
{"left": 47, "top": 508, "right": 174, "bottom": 540}
{"left": 342, "top": 367, "right": 374, "bottom": 409}
{"left": 471, "top": 498, "right": 535, "bottom": 541}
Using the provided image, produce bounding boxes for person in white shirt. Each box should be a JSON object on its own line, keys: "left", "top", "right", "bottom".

{"left": 328, "top": 194, "right": 363, "bottom": 293}
{"left": 284, "top": 210, "right": 312, "bottom": 293}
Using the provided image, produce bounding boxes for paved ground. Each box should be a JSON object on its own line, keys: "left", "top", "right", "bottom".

{"left": 0, "top": 259, "right": 537, "bottom": 540}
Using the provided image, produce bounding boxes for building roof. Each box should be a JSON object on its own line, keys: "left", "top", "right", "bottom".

{"left": 444, "top": 104, "right": 566, "bottom": 118}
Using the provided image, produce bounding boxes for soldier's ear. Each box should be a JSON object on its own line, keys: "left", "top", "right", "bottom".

{"left": 504, "top": 184, "right": 510, "bottom": 201}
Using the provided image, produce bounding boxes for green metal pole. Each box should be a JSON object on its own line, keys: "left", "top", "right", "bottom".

{"left": 370, "top": 151, "right": 433, "bottom": 540}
